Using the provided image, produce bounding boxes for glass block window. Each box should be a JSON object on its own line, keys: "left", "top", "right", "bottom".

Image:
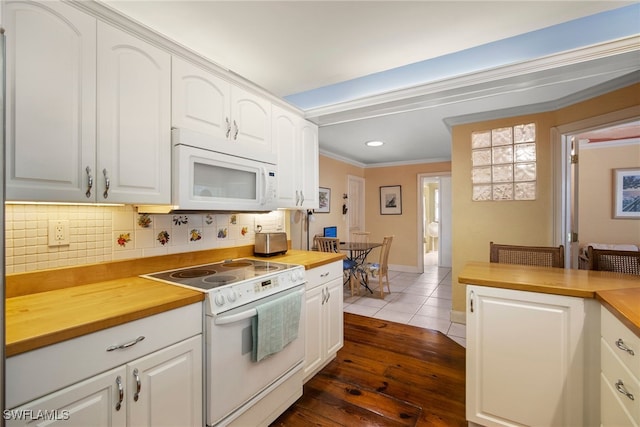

{"left": 471, "top": 123, "right": 536, "bottom": 201}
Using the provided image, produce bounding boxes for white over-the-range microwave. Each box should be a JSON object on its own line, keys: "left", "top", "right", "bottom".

{"left": 171, "top": 128, "right": 278, "bottom": 212}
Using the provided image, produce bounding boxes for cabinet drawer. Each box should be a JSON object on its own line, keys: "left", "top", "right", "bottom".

{"left": 7, "top": 303, "right": 202, "bottom": 408}
{"left": 601, "top": 373, "right": 637, "bottom": 427}
{"left": 602, "top": 307, "right": 640, "bottom": 376}
{"left": 305, "top": 261, "right": 342, "bottom": 290}
{"left": 602, "top": 338, "right": 640, "bottom": 425}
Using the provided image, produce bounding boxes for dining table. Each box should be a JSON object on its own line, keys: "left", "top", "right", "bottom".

{"left": 339, "top": 241, "right": 382, "bottom": 293}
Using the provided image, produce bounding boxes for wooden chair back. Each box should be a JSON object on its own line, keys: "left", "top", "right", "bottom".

{"left": 367, "top": 235, "right": 394, "bottom": 298}
{"left": 316, "top": 237, "right": 339, "bottom": 253}
{"left": 489, "top": 241, "right": 565, "bottom": 268}
{"left": 587, "top": 246, "right": 640, "bottom": 275}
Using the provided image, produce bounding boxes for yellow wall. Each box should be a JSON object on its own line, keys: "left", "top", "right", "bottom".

{"left": 364, "top": 162, "right": 450, "bottom": 270}
{"left": 451, "top": 83, "right": 640, "bottom": 315}
{"left": 579, "top": 142, "right": 640, "bottom": 244}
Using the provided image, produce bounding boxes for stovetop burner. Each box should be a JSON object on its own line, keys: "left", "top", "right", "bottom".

{"left": 142, "top": 258, "right": 296, "bottom": 291}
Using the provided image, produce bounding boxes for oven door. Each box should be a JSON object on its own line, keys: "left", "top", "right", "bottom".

{"left": 173, "top": 144, "right": 277, "bottom": 212}
{"left": 206, "top": 285, "right": 305, "bottom": 426}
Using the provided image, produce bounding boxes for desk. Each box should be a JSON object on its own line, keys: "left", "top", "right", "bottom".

{"left": 339, "top": 241, "right": 381, "bottom": 293}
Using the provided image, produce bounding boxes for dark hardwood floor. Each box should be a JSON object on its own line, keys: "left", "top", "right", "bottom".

{"left": 272, "top": 313, "right": 466, "bottom": 426}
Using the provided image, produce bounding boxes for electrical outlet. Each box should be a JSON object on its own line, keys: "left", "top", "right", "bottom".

{"left": 48, "top": 220, "right": 70, "bottom": 246}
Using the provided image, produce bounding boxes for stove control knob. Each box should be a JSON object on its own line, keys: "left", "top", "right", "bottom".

{"left": 226, "top": 289, "right": 237, "bottom": 302}
{"left": 214, "top": 293, "right": 225, "bottom": 307}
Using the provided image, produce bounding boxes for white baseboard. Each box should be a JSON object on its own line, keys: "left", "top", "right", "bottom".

{"left": 450, "top": 310, "right": 466, "bottom": 324}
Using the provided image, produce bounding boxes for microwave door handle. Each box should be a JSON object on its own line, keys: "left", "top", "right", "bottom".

{"left": 260, "top": 167, "right": 267, "bottom": 205}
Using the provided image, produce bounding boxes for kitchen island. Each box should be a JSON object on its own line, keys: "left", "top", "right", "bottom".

{"left": 459, "top": 261, "right": 640, "bottom": 427}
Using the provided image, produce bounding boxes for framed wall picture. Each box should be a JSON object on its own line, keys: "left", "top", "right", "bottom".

{"left": 613, "top": 168, "right": 640, "bottom": 219}
{"left": 380, "top": 185, "right": 402, "bottom": 215}
{"left": 316, "top": 187, "right": 331, "bottom": 213}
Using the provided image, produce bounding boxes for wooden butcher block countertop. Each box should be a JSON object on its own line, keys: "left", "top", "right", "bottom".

{"left": 6, "top": 246, "right": 343, "bottom": 357}
{"left": 459, "top": 261, "right": 640, "bottom": 337}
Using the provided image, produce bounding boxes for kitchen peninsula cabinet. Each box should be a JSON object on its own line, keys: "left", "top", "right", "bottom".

{"left": 466, "top": 285, "right": 589, "bottom": 427}
{"left": 5, "top": 0, "right": 171, "bottom": 204}
{"left": 6, "top": 304, "right": 202, "bottom": 426}
{"left": 600, "top": 306, "right": 639, "bottom": 426}
{"left": 273, "top": 105, "right": 319, "bottom": 209}
{"left": 303, "top": 261, "right": 343, "bottom": 381}
{"left": 172, "top": 56, "right": 274, "bottom": 164}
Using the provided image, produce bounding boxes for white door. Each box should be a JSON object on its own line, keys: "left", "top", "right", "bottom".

{"left": 128, "top": 336, "right": 202, "bottom": 427}
{"left": 7, "top": 367, "right": 127, "bottom": 427}
{"left": 324, "top": 278, "right": 344, "bottom": 358}
{"left": 97, "top": 21, "right": 171, "bottom": 204}
{"left": 5, "top": 0, "right": 96, "bottom": 202}
{"left": 347, "top": 175, "right": 366, "bottom": 234}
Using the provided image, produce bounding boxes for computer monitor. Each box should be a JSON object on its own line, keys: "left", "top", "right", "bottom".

{"left": 323, "top": 226, "right": 337, "bottom": 238}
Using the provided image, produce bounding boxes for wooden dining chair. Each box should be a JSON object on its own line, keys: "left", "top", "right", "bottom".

{"left": 365, "top": 235, "right": 394, "bottom": 298}
{"left": 489, "top": 241, "right": 565, "bottom": 268}
{"left": 315, "top": 236, "right": 339, "bottom": 253}
{"left": 587, "top": 246, "right": 640, "bottom": 275}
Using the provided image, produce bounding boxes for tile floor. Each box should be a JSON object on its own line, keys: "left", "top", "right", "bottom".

{"left": 343, "top": 264, "right": 467, "bottom": 348}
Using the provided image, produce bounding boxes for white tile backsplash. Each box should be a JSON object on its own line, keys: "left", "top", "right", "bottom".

{"left": 4, "top": 204, "right": 285, "bottom": 274}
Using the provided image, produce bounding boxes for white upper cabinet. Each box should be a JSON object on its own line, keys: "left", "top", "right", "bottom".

{"left": 4, "top": 0, "right": 97, "bottom": 202}
{"left": 97, "top": 22, "right": 171, "bottom": 204}
{"left": 172, "top": 57, "right": 275, "bottom": 164}
{"left": 273, "top": 105, "right": 319, "bottom": 209}
{"left": 5, "top": 0, "right": 171, "bottom": 204}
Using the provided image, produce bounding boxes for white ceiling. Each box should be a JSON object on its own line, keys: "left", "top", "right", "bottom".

{"left": 102, "top": 1, "right": 640, "bottom": 166}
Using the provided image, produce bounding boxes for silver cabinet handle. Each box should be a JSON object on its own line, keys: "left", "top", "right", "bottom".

{"left": 85, "top": 166, "right": 93, "bottom": 198}
{"left": 469, "top": 290, "right": 475, "bottom": 313}
{"left": 615, "top": 380, "right": 635, "bottom": 401}
{"left": 133, "top": 368, "right": 141, "bottom": 402}
{"left": 616, "top": 338, "right": 635, "bottom": 356}
{"left": 300, "top": 191, "right": 305, "bottom": 205}
{"left": 115, "top": 376, "right": 123, "bottom": 411}
{"left": 295, "top": 190, "right": 300, "bottom": 206}
{"left": 321, "top": 287, "right": 327, "bottom": 304}
{"left": 225, "top": 117, "right": 231, "bottom": 138}
{"left": 320, "top": 272, "right": 330, "bottom": 278}
{"left": 326, "top": 286, "right": 331, "bottom": 302}
{"left": 103, "top": 168, "right": 110, "bottom": 199}
{"left": 233, "top": 120, "right": 239, "bottom": 140}
{"left": 106, "top": 335, "right": 145, "bottom": 352}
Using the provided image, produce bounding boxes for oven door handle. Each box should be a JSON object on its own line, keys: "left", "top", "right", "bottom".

{"left": 214, "top": 289, "right": 304, "bottom": 325}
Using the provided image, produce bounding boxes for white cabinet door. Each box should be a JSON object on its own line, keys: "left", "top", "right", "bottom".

{"left": 303, "top": 262, "right": 344, "bottom": 382}
{"left": 128, "top": 336, "right": 202, "bottom": 427}
{"left": 230, "top": 85, "right": 273, "bottom": 161}
{"left": 97, "top": 22, "right": 171, "bottom": 204}
{"left": 172, "top": 57, "right": 274, "bottom": 163}
{"left": 466, "top": 285, "right": 586, "bottom": 427}
{"left": 324, "top": 277, "right": 344, "bottom": 358}
{"left": 4, "top": 0, "right": 97, "bottom": 202}
{"left": 171, "top": 56, "right": 231, "bottom": 141}
{"left": 274, "top": 105, "right": 319, "bottom": 209}
{"left": 7, "top": 366, "right": 127, "bottom": 427}
{"left": 303, "top": 284, "right": 324, "bottom": 379}
{"left": 273, "top": 106, "right": 298, "bottom": 208}
{"left": 299, "top": 120, "right": 319, "bottom": 209}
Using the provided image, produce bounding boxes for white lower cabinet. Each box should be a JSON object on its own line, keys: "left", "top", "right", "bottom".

{"left": 466, "top": 285, "right": 588, "bottom": 427}
{"left": 600, "top": 307, "right": 640, "bottom": 427}
{"left": 304, "top": 261, "right": 343, "bottom": 381}
{"left": 6, "top": 304, "right": 202, "bottom": 427}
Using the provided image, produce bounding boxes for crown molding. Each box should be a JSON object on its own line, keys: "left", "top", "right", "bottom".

{"left": 305, "top": 36, "right": 640, "bottom": 126}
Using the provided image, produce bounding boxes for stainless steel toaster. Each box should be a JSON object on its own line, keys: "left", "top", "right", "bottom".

{"left": 254, "top": 232, "right": 288, "bottom": 256}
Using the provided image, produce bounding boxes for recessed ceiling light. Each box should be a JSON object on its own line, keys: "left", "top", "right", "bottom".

{"left": 365, "top": 140, "right": 384, "bottom": 147}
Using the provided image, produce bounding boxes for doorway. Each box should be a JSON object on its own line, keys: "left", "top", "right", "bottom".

{"left": 553, "top": 108, "right": 640, "bottom": 268}
{"left": 347, "top": 175, "right": 365, "bottom": 236}
{"left": 418, "top": 173, "right": 452, "bottom": 272}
